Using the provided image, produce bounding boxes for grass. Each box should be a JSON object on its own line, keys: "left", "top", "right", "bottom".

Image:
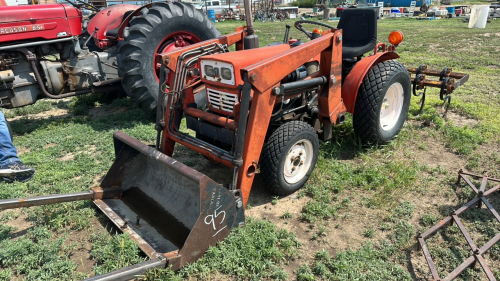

{"left": 0, "top": 17, "right": 499, "bottom": 280}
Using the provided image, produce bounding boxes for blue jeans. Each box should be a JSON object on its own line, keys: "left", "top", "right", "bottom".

{"left": 0, "top": 110, "right": 20, "bottom": 167}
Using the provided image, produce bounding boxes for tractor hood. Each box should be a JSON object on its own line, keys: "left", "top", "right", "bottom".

{"left": 0, "top": 4, "right": 77, "bottom": 24}
{"left": 199, "top": 44, "right": 291, "bottom": 88}
{"left": 0, "top": 4, "right": 82, "bottom": 42}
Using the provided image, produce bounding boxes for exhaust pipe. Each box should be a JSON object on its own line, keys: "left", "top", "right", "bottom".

{"left": 243, "top": 0, "right": 259, "bottom": 49}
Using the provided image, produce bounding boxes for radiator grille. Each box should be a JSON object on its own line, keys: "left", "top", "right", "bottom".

{"left": 207, "top": 88, "right": 238, "bottom": 113}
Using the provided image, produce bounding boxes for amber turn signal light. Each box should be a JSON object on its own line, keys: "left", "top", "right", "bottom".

{"left": 312, "top": 28, "right": 323, "bottom": 35}
{"left": 388, "top": 31, "right": 404, "bottom": 46}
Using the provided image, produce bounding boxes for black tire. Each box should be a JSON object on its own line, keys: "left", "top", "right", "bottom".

{"left": 119, "top": 2, "right": 220, "bottom": 112}
{"left": 353, "top": 60, "right": 411, "bottom": 144}
{"left": 260, "top": 121, "right": 319, "bottom": 196}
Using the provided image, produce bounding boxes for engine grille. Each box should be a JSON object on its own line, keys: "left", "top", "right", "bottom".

{"left": 207, "top": 88, "right": 238, "bottom": 113}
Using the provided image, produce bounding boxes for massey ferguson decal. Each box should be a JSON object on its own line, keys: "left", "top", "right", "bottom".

{"left": 0, "top": 25, "right": 45, "bottom": 35}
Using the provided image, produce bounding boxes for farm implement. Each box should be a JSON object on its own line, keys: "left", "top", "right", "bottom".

{"left": 0, "top": 5, "right": 470, "bottom": 280}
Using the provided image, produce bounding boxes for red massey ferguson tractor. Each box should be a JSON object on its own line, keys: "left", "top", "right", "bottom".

{"left": 0, "top": 1, "right": 219, "bottom": 111}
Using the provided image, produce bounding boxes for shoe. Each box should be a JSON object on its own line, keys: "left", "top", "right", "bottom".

{"left": 0, "top": 161, "right": 35, "bottom": 183}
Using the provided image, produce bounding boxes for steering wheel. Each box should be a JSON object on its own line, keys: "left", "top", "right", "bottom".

{"left": 294, "top": 20, "right": 336, "bottom": 40}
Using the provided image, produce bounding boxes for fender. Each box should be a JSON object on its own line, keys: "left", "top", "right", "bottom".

{"left": 88, "top": 4, "right": 139, "bottom": 41}
{"left": 115, "top": 2, "right": 159, "bottom": 40}
{"left": 341, "top": 51, "right": 400, "bottom": 114}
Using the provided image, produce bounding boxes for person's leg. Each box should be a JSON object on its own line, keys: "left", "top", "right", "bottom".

{"left": 0, "top": 110, "right": 35, "bottom": 182}
{"left": 0, "top": 111, "right": 19, "bottom": 166}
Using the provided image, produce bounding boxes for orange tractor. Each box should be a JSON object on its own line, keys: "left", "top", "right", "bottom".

{"left": 0, "top": 6, "right": 469, "bottom": 280}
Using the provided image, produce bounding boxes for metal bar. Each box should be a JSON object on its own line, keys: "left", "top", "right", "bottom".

{"left": 484, "top": 183, "right": 500, "bottom": 196}
{"left": 452, "top": 215, "right": 478, "bottom": 252}
{"left": 479, "top": 175, "right": 488, "bottom": 194}
{"left": 420, "top": 216, "right": 453, "bottom": 239}
{"left": 444, "top": 256, "right": 475, "bottom": 281}
{"left": 418, "top": 237, "right": 440, "bottom": 279}
{"left": 460, "top": 171, "right": 500, "bottom": 183}
{"left": 461, "top": 174, "right": 480, "bottom": 194}
{"left": 0, "top": 37, "right": 73, "bottom": 51}
{"left": 278, "top": 76, "right": 327, "bottom": 94}
{"left": 184, "top": 107, "right": 237, "bottom": 131}
{"left": 232, "top": 78, "right": 252, "bottom": 167}
{"left": 482, "top": 197, "right": 500, "bottom": 224}
{"left": 475, "top": 254, "right": 497, "bottom": 281}
{"left": 421, "top": 198, "right": 480, "bottom": 239}
{"left": 480, "top": 232, "right": 500, "bottom": 254}
{"left": 0, "top": 191, "right": 94, "bottom": 210}
{"left": 83, "top": 258, "right": 167, "bottom": 281}
{"left": 407, "top": 67, "right": 469, "bottom": 79}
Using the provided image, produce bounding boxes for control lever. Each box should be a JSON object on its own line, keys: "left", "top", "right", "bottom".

{"left": 82, "top": 27, "right": 99, "bottom": 50}
{"left": 283, "top": 24, "right": 291, "bottom": 44}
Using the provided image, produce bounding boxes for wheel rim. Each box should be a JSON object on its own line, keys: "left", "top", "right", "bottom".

{"left": 283, "top": 139, "right": 314, "bottom": 184}
{"left": 380, "top": 82, "right": 404, "bottom": 132}
{"left": 154, "top": 31, "right": 202, "bottom": 82}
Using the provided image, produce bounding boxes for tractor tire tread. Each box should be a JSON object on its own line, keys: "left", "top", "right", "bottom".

{"left": 353, "top": 60, "right": 410, "bottom": 143}
{"left": 120, "top": 2, "right": 220, "bottom": 112}
{"left": 260, "top": 121, "right": 318, "bottom": 196}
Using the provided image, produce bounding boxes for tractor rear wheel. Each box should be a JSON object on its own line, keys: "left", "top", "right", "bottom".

{"left": 260, "top": 121, "right": 319, "bottom": 196}
{"left": 119, "top": 2, "right": 220, "bottom": 112}
{"left": 353, "top": 60, "right": 411, "bottom": 144}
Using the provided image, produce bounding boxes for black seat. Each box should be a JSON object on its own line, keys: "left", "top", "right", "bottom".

{"left": 105, "top": 10, "right": 134, "bottom": 38}
{"left": 337, "top": 8, "right": 378, "bottom": 59}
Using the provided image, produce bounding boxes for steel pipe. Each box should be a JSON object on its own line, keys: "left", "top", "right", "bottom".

{"left": 83, "top": 258, "right": 168, "bottom": 281}
{"left": 0, "top": 191, "right": 94, "bottom": 210}
{"left": 0, "top": 37, "right": 73, "bottom": 51}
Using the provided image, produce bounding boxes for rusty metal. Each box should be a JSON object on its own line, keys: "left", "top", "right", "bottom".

{"left": 408, "top": 65, "right": 469, "bottom": 116}
{"left": 418, "top": 170, "right": 500, "bottom": 281}
{"left": 184, "top": 107, "right": 237, "bottom": 131}
{"left": 0, "top": 191, "right": 94, "bottom": 210}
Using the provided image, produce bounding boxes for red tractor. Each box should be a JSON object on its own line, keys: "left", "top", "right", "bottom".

{"left": 0, "top": 1, "right": 219, "bottom": 111}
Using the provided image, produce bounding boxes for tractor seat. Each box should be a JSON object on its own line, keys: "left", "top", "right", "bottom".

{"left": 105, "top": 10, "right": 134, "bottom": 38}
{"left": 337, "top": 8, "right": 378, "bottom": 59}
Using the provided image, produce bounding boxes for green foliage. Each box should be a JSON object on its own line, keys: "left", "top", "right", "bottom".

{"left": 90, "top": 232, "right": 146, "bottom": 275}
{"left": 421, "top": 213, "right": 439, "bottom": 227}
{"left": 144, "top": 218, "right": 301, "bottom": 280}
{"left": 0, "top": 269, "right": 12, "bottom": 281}
{"left": 363, "top": 227, "right": 375, "bottom": 238}
{"left": 299, "top": 243, "right": 412, "bottom": 280}
{"left": 3, "top": 100, "right": 54, "bottom": 118}
{"left": 290, "top": 0, "right": 316, "bottom": 8}
{"left": 0, "top": 226, "right": 83, "bottom": 280}
{"left": 390, "top": 220, "right": 414, "bottom": 248}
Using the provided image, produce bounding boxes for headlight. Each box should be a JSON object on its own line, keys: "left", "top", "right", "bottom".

{"left": 204, "top": 65, "right": 215, "bottom": 77}
{"left": 221, "top": 67, "right": 232, "bottom": 80}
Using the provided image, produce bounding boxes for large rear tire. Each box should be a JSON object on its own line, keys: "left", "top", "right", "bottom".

{"left": 119, "top": 2, "right": 220, "bottom": 112}
{"left": 353, "top": 60, "right": 411, "bottom": 144}
{"left": 260, "top": 121, "right": 319, "bottom": 196}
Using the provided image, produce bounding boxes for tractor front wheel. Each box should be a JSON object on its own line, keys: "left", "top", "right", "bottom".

{"left": 353, "top": 60, "right": 411, "bottom": 144}
{"left": 119, "top": 2, "right": 220, "bottom": 113}
{"left": 260, "top": 121, "right": 319, "bottom": 196}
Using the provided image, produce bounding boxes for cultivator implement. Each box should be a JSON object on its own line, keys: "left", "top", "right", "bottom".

{"left": 408, "top": 65, "right": 469, "bottom": 115}
{"left": 0, "top": 131, "right": 245, "bottom": 280}
{"left": 418, "top": 170, "right": 500, "bottom": 281}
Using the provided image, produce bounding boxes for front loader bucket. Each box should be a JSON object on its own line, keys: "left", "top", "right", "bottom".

{"left": 95, "top": 131, "right": 245, "bottom": 269}
{"left": 0, "top": 130, "right": 244, "bottom": 280}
